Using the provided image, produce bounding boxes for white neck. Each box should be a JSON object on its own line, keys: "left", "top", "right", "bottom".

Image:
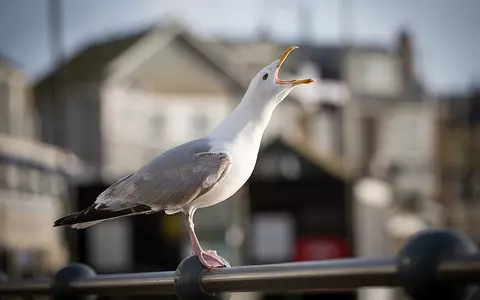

{"left": 208, "top": 93, "right": 280, "bottom": 142}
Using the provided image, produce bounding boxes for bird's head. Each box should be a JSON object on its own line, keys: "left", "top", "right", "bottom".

{"left": 245, "top": 46, "right": 314, "bottom": 103}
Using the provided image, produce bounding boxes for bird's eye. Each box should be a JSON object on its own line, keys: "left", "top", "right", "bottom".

{"left": 262, "top": 73, "right": 269, "bottom": 80}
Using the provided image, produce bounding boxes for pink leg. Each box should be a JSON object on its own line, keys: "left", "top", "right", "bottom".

{"left": 185, "top": 211, "right": 225, "bottom": 269}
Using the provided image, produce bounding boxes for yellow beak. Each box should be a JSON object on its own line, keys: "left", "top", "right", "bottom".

{"left": 275, "top": 46, "right": 315, "bottom": 86}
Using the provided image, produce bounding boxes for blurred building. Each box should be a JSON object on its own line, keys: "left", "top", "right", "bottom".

{"left": 261, "top": 30, "right": 444, "bottom": 300}
{"left": 345, "top": 31, "right": 441, "bottom": 300}
{"left": 273, "top": 30, "right": 442, "bottom": 250}
{"left": 0, "top": 56, "right": 82, "bottom": 279}
{"left": 33, "top": 21, "right": 352, "bottom": 292}
{"left": 440, "top": 86, "right": 480, "bottom": 243}
{"left": 297, "top": 30, "right": 442, "bottom": 248}
{"left": 30, "top": 18, "right": 451, "bottom": 300}
{"left": 33, "top": 23, "right": 312, "bottom": 275}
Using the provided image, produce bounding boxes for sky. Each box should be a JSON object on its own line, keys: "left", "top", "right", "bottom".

{"left": 0, "top": 0, "right": 478, "bottom": 94}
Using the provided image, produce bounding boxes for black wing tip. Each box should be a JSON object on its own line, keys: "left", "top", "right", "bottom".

{"left": 53, "top": 217, "right": 71, "bottom": 227}
{"left": 53, "top": 213, "right": 80, "bottom": 227}
{"left": 53, "top": 205, "right": 95, "bottom": 227}
{"left": 52, "top": 203, "right": 153, "bottom": 228}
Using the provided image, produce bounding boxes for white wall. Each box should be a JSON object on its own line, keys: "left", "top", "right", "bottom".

{"left": 101, "top": 83, "right": 232, "bottom": 181}
{"left": 377, "top": 103, "right": 436, "bottom": 192}
{"left": 346, "top": 52, "right": 402, "bottom": 97}
{"left": 376, "top": 103, "right": 442, "bottom": 224}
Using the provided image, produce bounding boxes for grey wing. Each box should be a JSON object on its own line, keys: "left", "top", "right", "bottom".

{"left": 93, "top": 138, "right": 233, "bottom": 213}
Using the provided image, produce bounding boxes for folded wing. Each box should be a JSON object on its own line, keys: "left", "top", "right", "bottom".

{"left": 53, "top": 138, "right": 233, "bottom": 228}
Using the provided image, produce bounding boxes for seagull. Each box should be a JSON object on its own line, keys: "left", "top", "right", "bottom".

{"left": 54, "top": 46, "right": 314, "bottom": 269}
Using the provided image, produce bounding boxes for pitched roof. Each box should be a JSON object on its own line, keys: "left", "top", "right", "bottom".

{"left": 34, "top": 24, "right": 246, "bottom": 95}
{"left": 35, "top": 28, "right": 148, "bottom": 88}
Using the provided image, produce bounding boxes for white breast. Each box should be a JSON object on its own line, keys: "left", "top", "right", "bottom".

{"left": 190, "top": 136, "right": 261, "bottom": 210}
{"left": 186, "top": 90, "right": 278, "bottom": 211}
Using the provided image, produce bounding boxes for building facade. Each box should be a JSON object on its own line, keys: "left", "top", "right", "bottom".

{"left": 439, "top": 87, "right": 480, "bottom": 243}
{"left": 0, "top": 58, "right": 82, "bottom": 279}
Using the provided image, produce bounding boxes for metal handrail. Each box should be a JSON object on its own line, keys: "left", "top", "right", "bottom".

{"left": 1, "top": 256, "right": 479, "bottom": 296}
{"left": 1, "top": 229, "right": 479, "bottom": 300}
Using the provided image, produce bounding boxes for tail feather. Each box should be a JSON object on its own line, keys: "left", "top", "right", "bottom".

{"left": 53, "top": 203, "right": 155, "bottom": 229}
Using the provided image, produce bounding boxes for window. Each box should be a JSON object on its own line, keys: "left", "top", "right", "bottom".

{"left": 312, "top": 112, "right": 334, "bottom": 155}
{"left": 149, "top": 113, "right": 166, "bottom": 140}
{"left": 56, "top": 174, "right": 67, "bottom": 198}
{"left": 404, "top": 116, "right": 420, "bottom": 151}
{"left": 50, "top": 173, "right": 64, "bottom": 197}
{"left": 39, "top": 171, "right": 51, "bottom": 196}
{"left": 351, "top": 53, "right": 401, "bottom": 96}
{"left": 7, "top": 164, "right": 20, "bottom": 190}
{"left": 17, "top": 165, "right": 29, "bottom": 193}
{"left": 0, "top": 82, "right": 10, "bottom": 133}
{"left": 28, "top": 169, "right": 40, "bottom": 194}
{"left": 191, "top": 112, "right": 209, "bottom": 138}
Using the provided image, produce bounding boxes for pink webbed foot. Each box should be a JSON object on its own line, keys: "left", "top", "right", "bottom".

{"left": 195, "top": 250, "right": 226, "bottom": 269}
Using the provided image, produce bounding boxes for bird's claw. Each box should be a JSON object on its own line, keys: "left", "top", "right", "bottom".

{"left": 195, "top": 250, "right": 225, "bottom": 269}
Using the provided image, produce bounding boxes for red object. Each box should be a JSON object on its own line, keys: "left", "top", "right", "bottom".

{"left": 294, "top": 236, "right": 349, "bottom": 261}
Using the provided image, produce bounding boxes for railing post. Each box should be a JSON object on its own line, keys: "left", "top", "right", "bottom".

{"left": 53, "top": 263, "right": 97, "bottom": 300}
{"left": 175, "top": 255, "right": 231, "bottom": 300}
{"left": 397, "top": 229, "right": 479, "bottom": 300}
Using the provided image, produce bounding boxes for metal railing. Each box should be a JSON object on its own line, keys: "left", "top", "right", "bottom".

{"left": 1, "top": 229, "right": 479, "bottom": 300}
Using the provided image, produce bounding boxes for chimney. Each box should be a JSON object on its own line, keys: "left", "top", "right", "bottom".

{"left": 397, "top": 29, "right": 414, "bottom": 85}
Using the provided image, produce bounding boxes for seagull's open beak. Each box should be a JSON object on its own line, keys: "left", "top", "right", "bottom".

{"left": 275, "top": 46, "right": 315, "bottom": 86}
